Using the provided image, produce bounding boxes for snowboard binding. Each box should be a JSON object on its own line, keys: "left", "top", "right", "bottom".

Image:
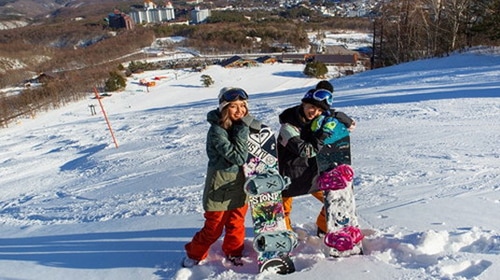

{"left": 260, "top": 256, "right": 296, "bottom": 274}
{"left": 324, "top": 226, "right": 364, "bottom": 251}
{"left": 317, "top": 164, "right": 354, "bottom": 191}
{"left": 244, "top": 170, "right": 291, "bottom": 195}
{"left": 253, "top": 230, "right": 298, "bottom": 253}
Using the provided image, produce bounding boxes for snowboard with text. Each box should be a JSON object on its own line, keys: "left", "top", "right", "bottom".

{"left": 314, "top": 117, "right": 363, "bottom": 257}
{"left": 244, "top": 125, "right": 297, "bottom": 274}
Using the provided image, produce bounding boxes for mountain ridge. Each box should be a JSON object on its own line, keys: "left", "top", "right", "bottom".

{"left": 0, "top": 0, "right": 135, "bottom": 25}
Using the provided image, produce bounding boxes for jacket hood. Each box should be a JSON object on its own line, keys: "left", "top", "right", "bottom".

{"left": 207, "top": 109, "right": 220, "bottom": 125}
{"left": 279, "top": 105, "right": 307, "bottom": 128}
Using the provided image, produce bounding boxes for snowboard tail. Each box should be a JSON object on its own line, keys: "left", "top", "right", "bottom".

{"left": 260, "top": 256, "right": 295, "bottom": 274}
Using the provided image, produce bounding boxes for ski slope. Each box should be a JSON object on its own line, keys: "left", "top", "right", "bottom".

{"left": 0, "top": 47, "right": 499, "bottom": 280}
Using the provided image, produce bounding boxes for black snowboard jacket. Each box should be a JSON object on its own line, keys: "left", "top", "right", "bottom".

{"left": 277, "top": 105, "right": 354, "bottom": 197}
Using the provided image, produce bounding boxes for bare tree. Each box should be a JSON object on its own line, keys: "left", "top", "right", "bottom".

{"left": 375, "top": 0, "right": 496, "bottom": 65}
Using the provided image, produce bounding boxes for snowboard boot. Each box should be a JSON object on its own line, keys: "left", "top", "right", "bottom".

{"left": 244, "top": 171, "right": 291, "bottom": 195}
{"left": 181, "top": 256, "right": 200, "bottom": 268}
{"left": 316, "top": 227, "right": 326, "bottom": 238}
{"left": 253, "top": 230, "right": 298, "bottom": 253}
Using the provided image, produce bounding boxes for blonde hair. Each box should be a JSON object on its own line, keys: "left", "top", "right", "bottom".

{"left": 219, "top": 101, "right": 248, "bottom": 130}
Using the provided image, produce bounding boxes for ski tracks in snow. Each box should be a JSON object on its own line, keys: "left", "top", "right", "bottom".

{"left": 0, "top": 104, "right": 207, "bottom": 226}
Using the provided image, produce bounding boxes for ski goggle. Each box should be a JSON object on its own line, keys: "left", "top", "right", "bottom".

{"left": 303, "top": 89, "right": 333, "bottom": 106}
{"left": 219, "top": 88, "right": 248, "bottom": 103}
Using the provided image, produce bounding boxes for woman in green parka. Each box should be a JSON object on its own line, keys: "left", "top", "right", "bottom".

{"left": 183, "top": 87, "right": 260, "bottom": 268}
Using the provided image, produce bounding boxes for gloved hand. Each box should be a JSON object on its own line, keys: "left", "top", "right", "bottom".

{"left": 241, "top": 114, "right": 262, "bottom": 131}
{"left": 311, "top": 115, "right": 339, "bottom": 142}
{"left": 311, "top": 114, "right": 326, "bottom": 133}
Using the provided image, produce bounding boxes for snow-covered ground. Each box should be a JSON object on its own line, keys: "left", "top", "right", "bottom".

{"left": 0, "top": 47, "right": 499, "bottom": 280}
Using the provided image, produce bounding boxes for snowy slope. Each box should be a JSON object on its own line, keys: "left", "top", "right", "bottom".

{"left": 0, "top": 47, "right": 499, "bottom": 280}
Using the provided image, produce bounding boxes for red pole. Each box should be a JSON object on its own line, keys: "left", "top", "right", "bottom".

{"left": 93, "top": 87, "right": 119, "bottom": 148}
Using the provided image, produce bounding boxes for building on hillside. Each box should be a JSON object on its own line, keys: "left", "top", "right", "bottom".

{"left": 255, "top": 56, "right": 277, "bottom": 64}
{"left": 279, "top": 54, "right": 308, "bottom": 64}
{"left": 24, "top": 72, "right": 58, "bottom": 87}
{"left": 129, "top": 1, "right": 176, "bottom": 24}
{"left": 309, "top": 43, "right": 360, "bottom": 66}
{"left": 108, "top": 9, "right": 135, "bottom": 30}
{"left": 190, "top": 6, "right": 211, "bottom": 24}
{"left": 313, "top": 54, "right": 358, "bottom": 66}
{"left": 319, "top": 45, "right": 358, "bottom": 56}
{"left": 220, "top": 56, "right": 257, "bottom": 68}
{"left": 220, "top": 56, "right": 243, "bottom": 67}
{"left": 279, "top": 53, "right": 358, "bottom": 67}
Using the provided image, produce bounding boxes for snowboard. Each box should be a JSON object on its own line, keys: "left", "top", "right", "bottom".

{"left": 314, "top": 117, "right": 364, "bottom": 257}
{"left": 244, "top": 125, "right": 297, "bottom": 274}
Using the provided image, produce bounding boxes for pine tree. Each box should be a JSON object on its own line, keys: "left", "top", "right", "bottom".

{"left": 303, "top": 61, "right": 328, "bottom": 78}
{"left": 105, "top": 71, "right": 126, "bottom": 92}
{"left": 201, "top": 74, "right": 214, "bottom": 87}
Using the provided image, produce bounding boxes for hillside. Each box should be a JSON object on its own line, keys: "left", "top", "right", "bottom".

{"left": 0, "top": 0, "right": 137, "bottom": 21}
{"left": 0, "top": 0, "right": 65, "bottom": 19}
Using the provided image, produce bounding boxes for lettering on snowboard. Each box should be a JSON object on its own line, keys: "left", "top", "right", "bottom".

{"left": 248, "top": 128, "right": 277, "bottom": 166}
{"left": 249, "top": 192, "right": 281, "bottom": 204}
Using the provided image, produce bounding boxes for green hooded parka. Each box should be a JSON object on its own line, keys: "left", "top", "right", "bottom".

{"left": 202, "top": 109, "right": 249, "bottom": 211}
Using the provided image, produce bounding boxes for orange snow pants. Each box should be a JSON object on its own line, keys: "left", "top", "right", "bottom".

{"left": 185, "top": 204, "right": 248, "bottom": 261}
{"left": 283, "top": 191, "right": 327, "bottom": 233}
